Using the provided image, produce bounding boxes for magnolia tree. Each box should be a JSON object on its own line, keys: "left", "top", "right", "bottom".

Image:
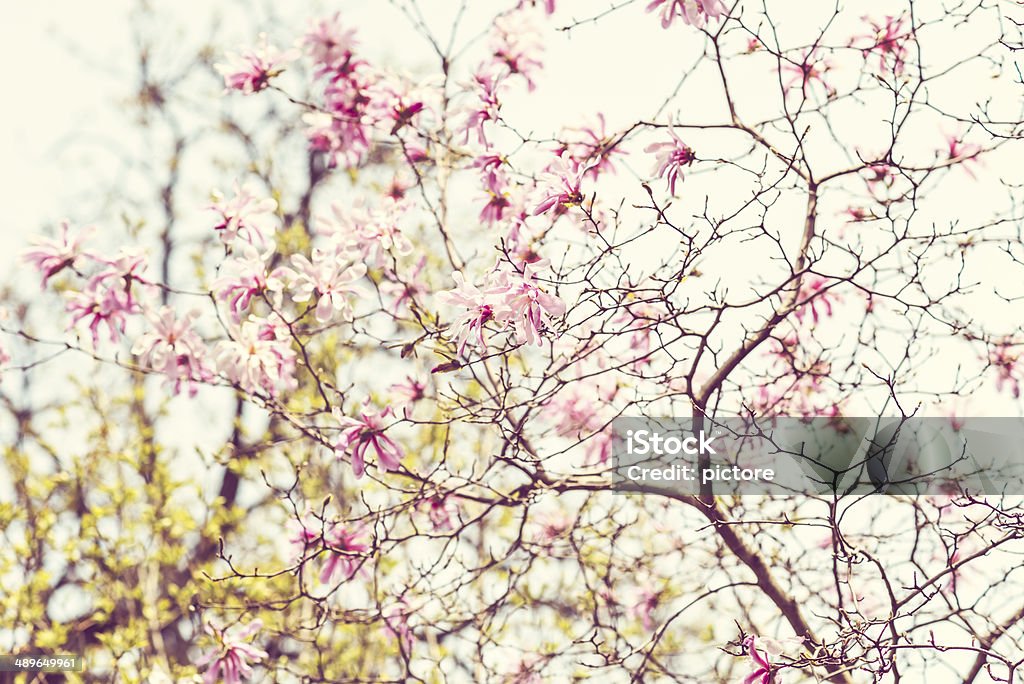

{"left": 2, "top": 0, "right": 1024, "bottom": 682}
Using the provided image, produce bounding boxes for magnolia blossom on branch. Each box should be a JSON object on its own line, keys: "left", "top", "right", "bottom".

{"left": 131, "top": 306, "right": 212, "bottom": 396}
{"left": 274, "top": 248, "right": 367, "bottom": 323}
{"left": 437, "top": 262, "right": 565, "bottom": 353}
{"left": 646, "top": 0, "right": 727, "bottom": 28}
{"left": 303, "top": 12, "right": 358, "bottom": 68}
{"left": 319, "top": 523, "right": 371, "bottom": 583}
{"left": 853, "top": 15, "right": 910, "bottom": 74}
{"left": 211, "top": 246, "right": 275, "bottom": 322}
{"left": 198, "top": 620, "right": 268, "bottom": 684}
{"left": 333, "top": 405, "right": 404, "bottom": 477}
{"left": 216, "top": 34, "right": 297, "bottom": 94}
{"left": 532, "top": 152, "right": 593, "bottom": 215}
{"left": 209, "top": 183, "right": 278, "bottom": 246}
{"left": 743, "top": 636, "right": 774, "bottom": 684}
{"left": 215, "top": 315, "right": 298, "bottom": 396}
{"left": 21, "top": 219, "right": 94, "bottom": 287}
{"left": 646, "top": 125, "right": 696, "bottom": 195}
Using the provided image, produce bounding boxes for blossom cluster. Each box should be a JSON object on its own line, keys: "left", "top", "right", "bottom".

{"left": 300, "top": 15, "right": 432, "bottom": 168}
{"left": 438, "top": 260, "right": 566, "bottom": 355}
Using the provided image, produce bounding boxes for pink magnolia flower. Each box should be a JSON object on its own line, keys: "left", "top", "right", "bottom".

{"left": 333, "top": 405, "right": 404, "bottom": 478}
{"left": 209, "top": 183, "right": 278, "bottom": 246}
{"left": 438, "top": 263, "right": 565, "bottom": 352}
{"left": 750, "top": 383, "right": 784, "bottom": 417}
{"left": 531, "top": 509, "right": 574, "bottom": 545}
{"left": 473, "top": 154, "right": 505, "bottom": 176}
{"left": 66, "top": 285, "right": 135, "bottom": 346}
{"left": 437, "top": 271, "right": 507, "bottom": 354}
{"left": 390, "top": 376, "right": 427, "bottom": 417}
{"left": 379, "top": 257, "right": 428, "bottom": 314}
{"left": 547, "top": 381, "right": 617, "bottom": 465}
{"left": 781, "top": 48, "right": 836, "bottom": 98}
{"left": 383, "top": 172, "right": 414, "bottom": 202}
{"left": 382, "top": 599, "right": 414, "bottom": 652}
{"left": 845, "top": 205, "right": 873, "bottom": 222}
{"left": 646, "top": 0, "right": 726, "bottom": 29}
{"left": 403, "top": 144, "right": 431, "bottom": 165}
{"left": 946, "top": 408, "right": 966, "bottom": 433}
{"left": 65, "top": 248, "right": 150, "bottom": 346}
{"left": 864, "top": 160, "right": 897, "bottom": 196}
{"left": 303, "top": 110, "right": 366, "bottom": 169}
{"left": 216, "top": 34, "right": 297, "bottom": 94}
{"left": 131, "top": 307, "right": 213, "bottom": 397}
{"left": 316, "top": 200, "right": 413, "bottom": 266}
{"left": 742, "top": 636, "right": 801, "bottom": 683}
{"left": 290, "top": 511, "right": 325, "bottom": 554}
{"left": 503, "top": 217, "right": 544, "bottom": 265}
{"left": 556, "top": 114, "right": 626, "bottom": 179}
{"left": 743, "top": 636, "right": 774, "bottom": 684}
{"left": 615, "top": 297, "right": 669, "bottom": 369}
{"left": 532, "top": 152, "right": 594, "bottom": 215}
{"left": 854, "top": 15, "right": 910, "bottom": 74}
{"left": 22, "top": 220, "right": 95, "bottom": 287}
{"left": 582, "top": 430, "right": 613, "bottom": 466}
{"left": 290, "top": 513, "right": 370, "bottom": 583}
{"left": 646, "top": 125, "right": 696, "bottom": 195}
{"left": 198, "top": 620, "right": 268, "bottom": 684}
{"left": 498, "top": 263, "right": 566, "bottom": 346}
{"left": 945, "top": 132, "right": 982, "bottom": 178}
{"left": 277, "top": 248, "right": 366, "bottom": 323}
{"left": 793, "top": 275, "right": 839, "bottom": 323}
{"left": 460, "top": 70, "right": 504, "bottom": 146}
{"left": 989, "top": 340, "right": 1021, "bottom": 398}
{"left": 630, "top": 585, "right": 660, "bottom": 631}
{"left": 216, "top": 315, "right": 298, "bottom": 397}
{"left": 369, "top": 78, "right": 427, "bottom": 136}
{"left": 480, "top": 166, "right": 512, "bottom": 225}
{"left": 473, "top": 155, "right": 514, "bottom": 226}
{"left": 95, "top": 247, "right": 151, "bottom": 294}
{"left": 211, "top": 247, "right": 276, "bottom": 322}
{"left": 505, "top": 657, "right": 544, "bottom": 684}
{"left": 303, "top": 52, "right": 374, "bottom": 168}
{"left": 421, "top": 495, "right": 459, "bottom": 531}
{"left": 490, "top": 11, "right": 544, "bottom": 90}
{"left": 319, "top": 523, "right": 370, "bottom": 583}
{"left": 352, "top": 204, "right": 414, "bottom": 261}
{"left": 548, "top": 387, "right": 602, "bottom": 440}
{"left": 765, "top": 332, "right": 799, "bottom": 368}
{"left": 303, "top": 12, "right": 358, "bottom": 69}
